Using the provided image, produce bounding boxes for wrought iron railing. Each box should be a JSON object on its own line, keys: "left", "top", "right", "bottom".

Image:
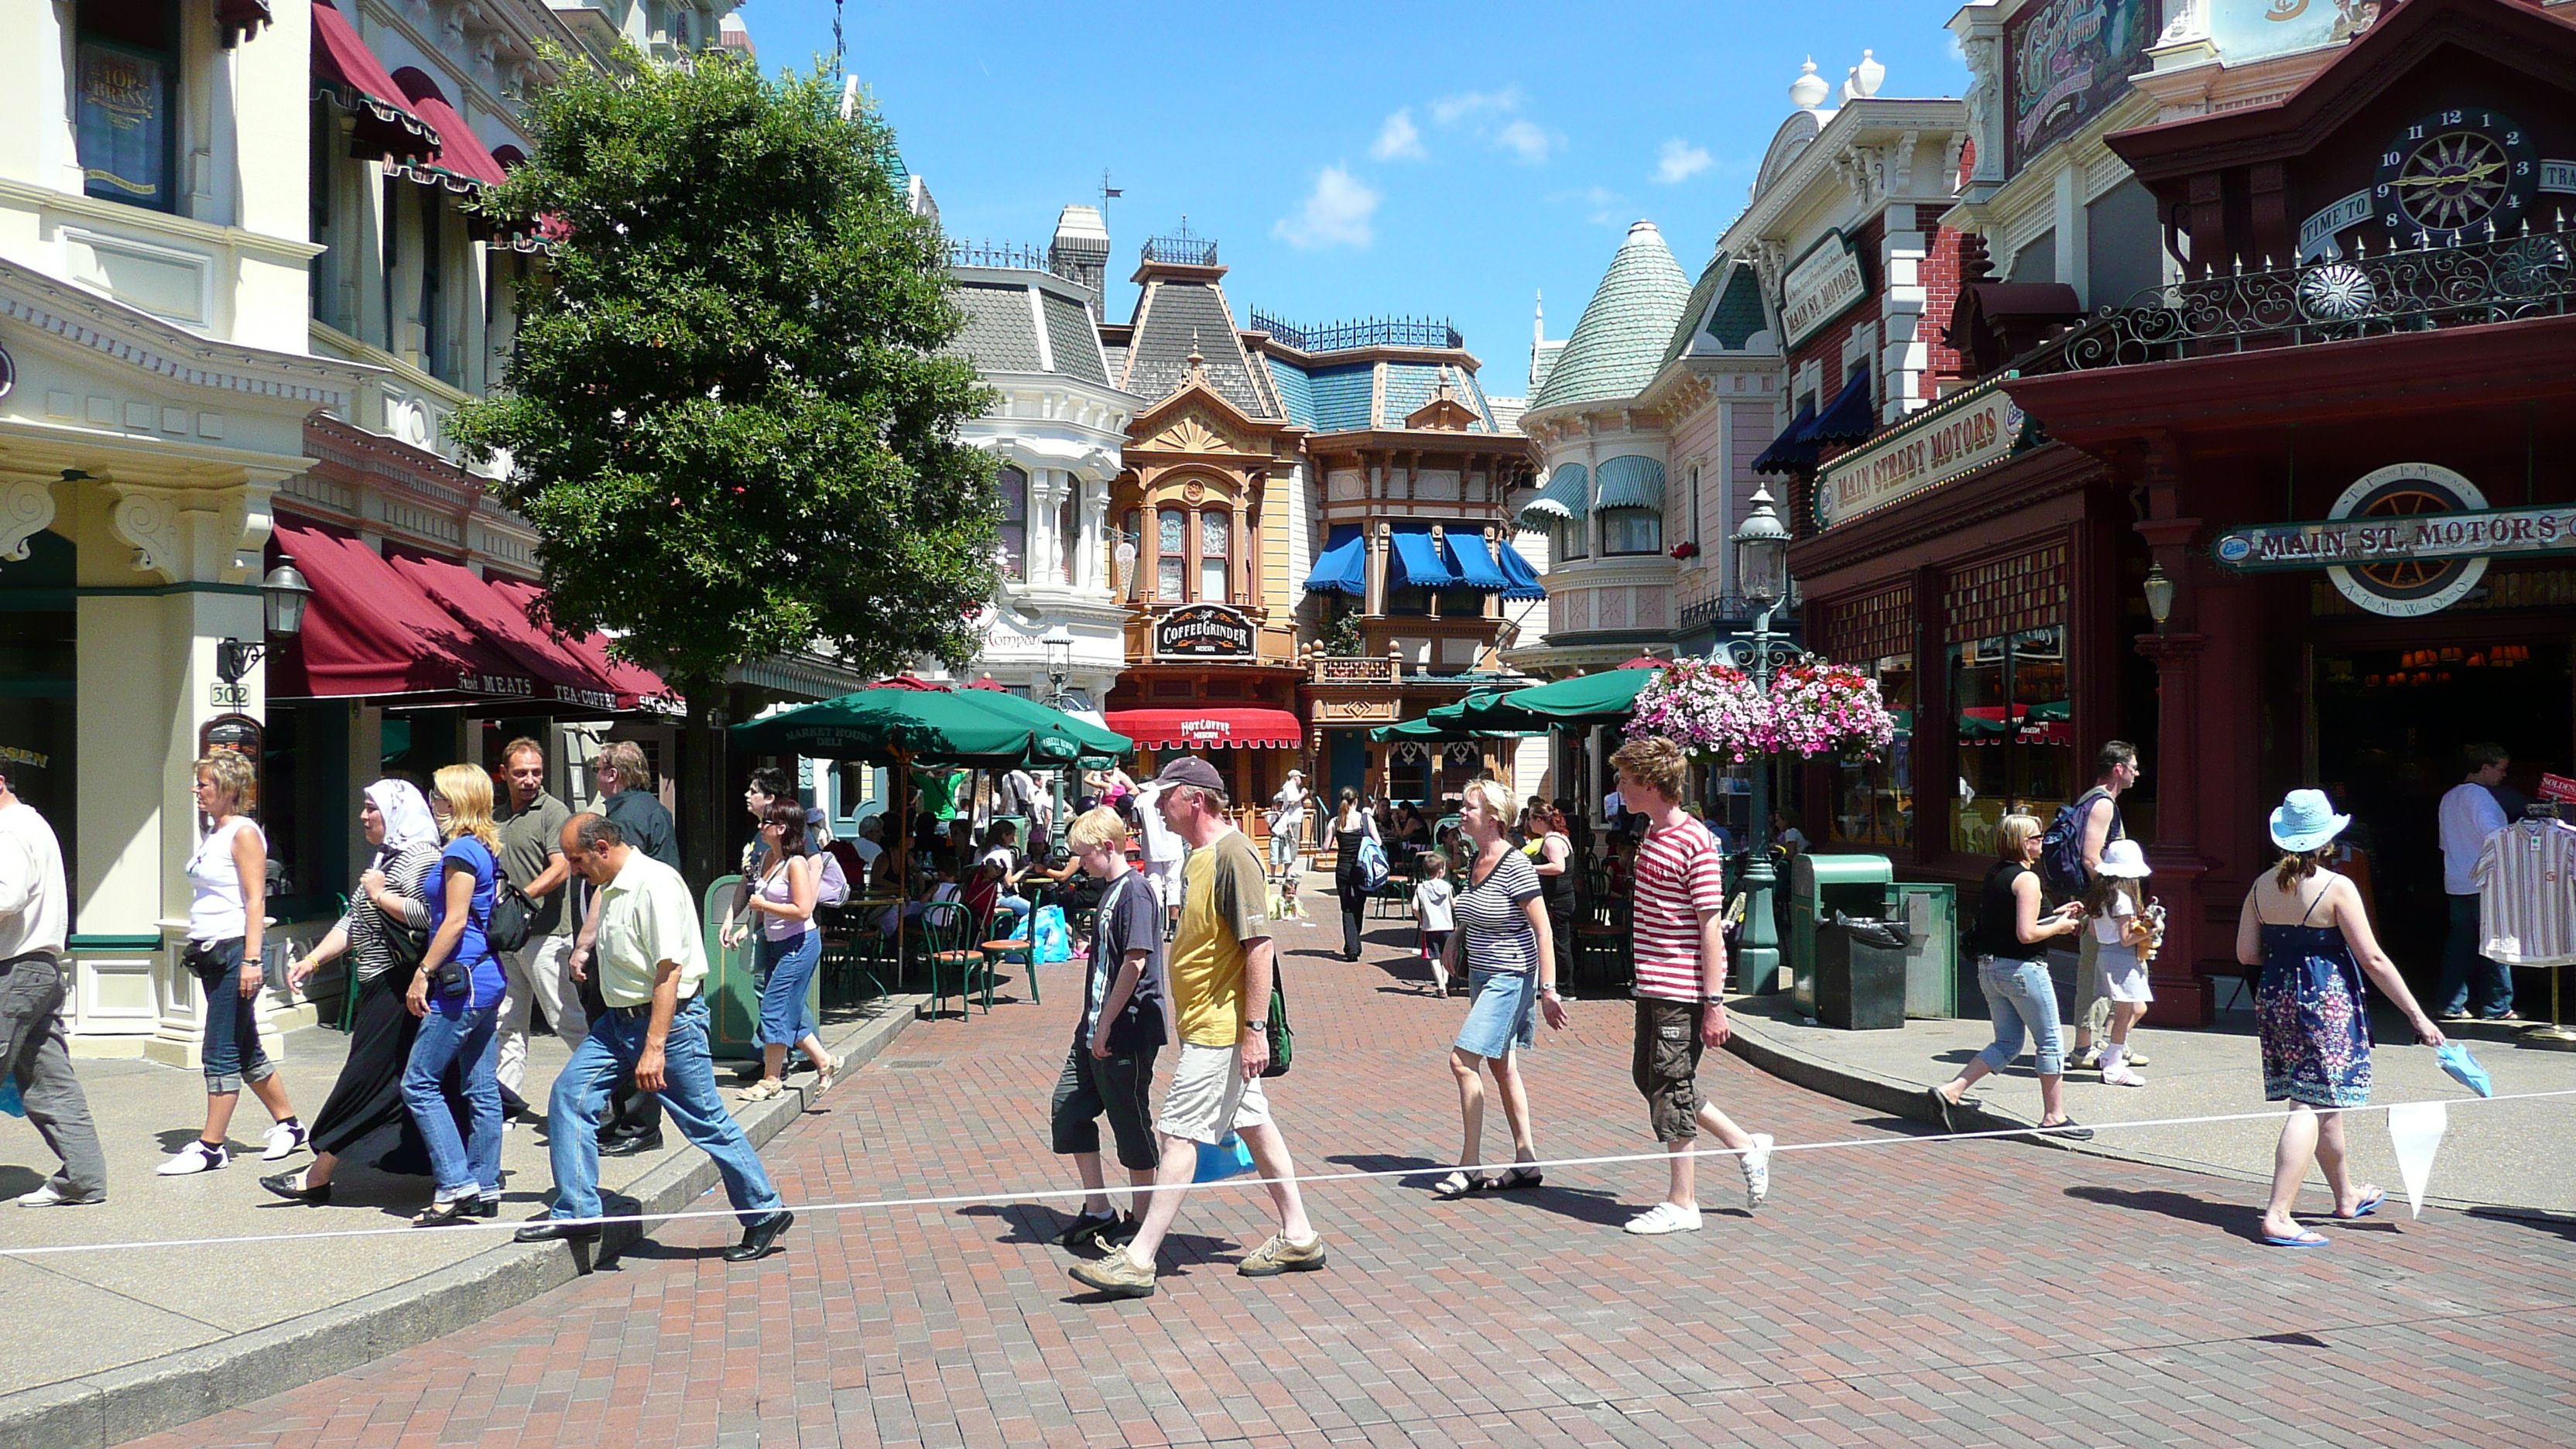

{"left": 946, "top": 239, "right": 1057, "bottom": 274}
{"left": 2023, "top": 220, "right": 2576, "bottom": 375}
{"left": 1141, "top": 233, "right": 1218, "bottom": 266}
{"left": 1250, "top": 312, "right": 1464, "bottom": 352}
{"left": 1675, "top": 590, "right": 1800, "bottom": 633}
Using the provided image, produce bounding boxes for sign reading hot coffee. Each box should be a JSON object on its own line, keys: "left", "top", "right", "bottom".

{"left": 2208, "top": 463, "right": 2576, "bottom": 617}
{"left": 1153, "top": 602, "right": 1254, "bottom": 658}
{"left": 1814, "top": 379, "right": 2023, "bottom": 529}
{"left": 1778, "top": 230, "right": 1867, "bottom": 349}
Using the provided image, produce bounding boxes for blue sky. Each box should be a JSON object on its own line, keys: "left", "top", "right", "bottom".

{"left": 731, "top": 1, "right": 1969, "bottom": 398}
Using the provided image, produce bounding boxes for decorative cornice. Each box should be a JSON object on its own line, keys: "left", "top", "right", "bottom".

{"left": 104, "top": 480, "right": 272, "bottom": 584}
{"left": 0, "top": 261, "right": 378, "bottom": 411}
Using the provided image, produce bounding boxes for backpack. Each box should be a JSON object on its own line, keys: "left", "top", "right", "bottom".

{"left": 1355, "top": 832, "right": 1389, "bottom": 892}
{"left": 816, "top": 850, "right": 851, "bottom": 907}
{"left": 2038, "top": 788, "right": 2112, "bottom": 900}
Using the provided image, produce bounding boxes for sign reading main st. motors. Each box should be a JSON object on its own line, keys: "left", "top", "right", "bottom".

{"left": 2208, "top": 464, "right": 2576, "bottom": 617}
{"left": 1152, "top": 602, "right": 1254, "bottom": 659}
{"left": 1778, "top": 230, "right": 1868, "bottom": 351}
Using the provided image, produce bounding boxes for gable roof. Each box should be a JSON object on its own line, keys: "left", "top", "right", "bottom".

{"left": 1528, "top": 221, "right": 1692, "bottom": 413}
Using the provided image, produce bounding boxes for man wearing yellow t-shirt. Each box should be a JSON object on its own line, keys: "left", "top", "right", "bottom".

{"left": 1070, "top": 759, "right": 1324, "bottom": 1298}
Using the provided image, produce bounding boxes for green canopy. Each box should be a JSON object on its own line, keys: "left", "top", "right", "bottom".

{"left": 730, "top": 687, "right": 1126, "bottom": 768}
{"left": 1368, "top": 714, "right": 1536, "bottom": 743}
{"left": 1464, "top": 666, "right": 1662, "bottom": 729}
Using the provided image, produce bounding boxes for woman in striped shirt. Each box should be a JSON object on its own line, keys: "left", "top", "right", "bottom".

{"left": 1433, "top": 779, "right": 1567, "bottom": 1198}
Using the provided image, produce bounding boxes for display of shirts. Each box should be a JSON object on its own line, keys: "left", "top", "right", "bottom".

{"left": 2475, "top": 817, "right": 2576, "bottom": 967}
{"left": 2441, "top": 781, "right": 2509, "bottom": 896}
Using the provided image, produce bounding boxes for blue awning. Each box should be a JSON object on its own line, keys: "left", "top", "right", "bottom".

{"left": 1390, "top": 527, "right": 1460, "bottom": 588}
{"left": 1447, "top": 530, "right": 1510, "bottom": 590}
{"left": 1595, "top": 455, "right": 1666, "bottom": 511}
{"left": 1494, "top": 537, "right": 1547, "bottom": 601}
{"left": 1801, "top": 365, "right": 1873, "bottom": 445}
{"left": 1516, "top": 462, "right": 1588, "bottom": 529}
{"left": 1751, "top": 401, "right": 1817, "bottom": 474}
{"left": 1301, "top": 524, "right": 1366, "bottom": 596}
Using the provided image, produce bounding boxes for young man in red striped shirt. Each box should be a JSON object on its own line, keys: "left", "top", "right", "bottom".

{"left": 1608, "top": 736, "right": 1774, "bottom": 1235}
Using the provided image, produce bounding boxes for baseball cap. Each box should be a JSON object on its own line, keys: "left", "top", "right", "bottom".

{"left": 1153, "top": 758, "right": 1226, "bottom": 794}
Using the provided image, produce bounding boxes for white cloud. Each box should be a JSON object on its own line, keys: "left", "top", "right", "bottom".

{"left": 1496, "top": 120, "right": 1557, "bottom": 165}
{"left": 1372, "top": 108, "right": 1427, "bottom": 162}
{"left": 1431, "top": 86, "right": 1521, "bottom": 125}
{"left": 1653, "top": 139, "right": 1713, "bottom": 184}
{"left": 1273, "top": 166, "right": 1380, "bottom": 249}
{"left": 1550, "top": 185, "right": 1629, "bottom": 226}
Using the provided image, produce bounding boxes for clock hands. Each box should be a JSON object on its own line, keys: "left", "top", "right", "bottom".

{"left": 2386, "top": 159, "right": 2505, "bottom": 187}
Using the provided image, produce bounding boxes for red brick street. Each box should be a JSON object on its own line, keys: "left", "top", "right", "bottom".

{"left": 129, "top": 903, "right": 2576, "bottom": 1449}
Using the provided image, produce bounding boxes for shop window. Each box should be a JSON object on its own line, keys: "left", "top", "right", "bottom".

{"left": 1555, "top": 516, "right": 1588, "bottom": 564}
{"left": 1156, "top": 509, "right": 1184, "bottom": 601}
{"left": 74, "top": 0, "right": 179, "bottom": 212}
{"left": 995, "top": 465, "right": 1028, "bottom": 581}
{"left": 1390, "top": 742, "right": 1431, "bottom": 805}
{"left": 1831, "top": 654, "right": 1914, "bottom": 850}
{"left": 1200, "top": 508, "right": 1231, "bottom": 602}
{"left": 1950, "top": 626, "right": 2073, "bottom": 857}
{"left": 1057, "top": 489, "right": 1078, "bottom": 584}
{"left": 1601, "top": 508, "right": 1661, "bottom": 557}
{"left": 0, "top": 533, "right": 77, "bottom": 882}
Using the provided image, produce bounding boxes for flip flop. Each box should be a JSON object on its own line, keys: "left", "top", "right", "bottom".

{"left": 1926, "top": 1087, "right": 1956, "bottom": 1133}
{"left": 2333, "top": 1190, "right": 2386, "bottom": 1221}
{"left": 2262, "top": 1228, "right": 2330, "bottom": 1248}
{"left": 1487, "top": 1165, "right": 1545, "bottom": 1190}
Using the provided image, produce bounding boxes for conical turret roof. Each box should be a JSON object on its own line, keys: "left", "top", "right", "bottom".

{"left": 1529, "top": 221, "right": 1692, "bottom": 413}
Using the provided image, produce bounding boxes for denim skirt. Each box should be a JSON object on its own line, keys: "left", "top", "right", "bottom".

{"left": 1454, "top": 968, "right": 1537, "bottom": 1060}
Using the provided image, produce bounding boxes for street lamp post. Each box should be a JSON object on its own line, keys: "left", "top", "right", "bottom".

{"left": 1041, "top": 625, "right": 1074, "bottom": 849}
{"left": 1713, "top": 485, "right": 1797, "bottom": 994}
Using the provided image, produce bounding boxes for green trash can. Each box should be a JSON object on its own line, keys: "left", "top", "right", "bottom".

{"left": 1889, "top": 882, "right": 1958, "bottom": 1019}
{"left": 703, "top": 874, "right": 821, "bottom": 1063}
{"left": 1790, "top": 854, "right": 1893, "bottom": 1019}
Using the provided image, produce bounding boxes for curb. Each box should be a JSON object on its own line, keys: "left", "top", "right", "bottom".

{"left": 1, "top": 995, "right": 927, "bottom": 1449}
{"left": 1718, "top": 999, "right": 2553, "bottom": 1221}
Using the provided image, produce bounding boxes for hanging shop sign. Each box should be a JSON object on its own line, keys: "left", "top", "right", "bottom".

{"left": 2206, "top": 464, "right": 2576, "bottom": 616}
{"left": 1778, "top": 230, "right": 1868, "bottom": 350}
{"left": 1814, "top": 378, "right": 2025, "bottom": 530}
{"left": 1153, "top": 602, "right": 1255, "bottom": 659}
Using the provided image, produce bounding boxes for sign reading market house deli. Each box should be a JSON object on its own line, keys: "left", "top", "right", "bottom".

{"left": 1779, "top": 231, "right": 1867, "bottom": 350}
{"left": 1814, "top": 380, "right": 2021, "bottom": 529}
{"left": 1153, "top": 602, "right": 1255, "bottom": 658}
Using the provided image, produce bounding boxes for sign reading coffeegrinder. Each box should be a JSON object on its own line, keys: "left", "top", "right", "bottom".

{"left": 1153, "top": 603, "right": 1255, "bottom": 659}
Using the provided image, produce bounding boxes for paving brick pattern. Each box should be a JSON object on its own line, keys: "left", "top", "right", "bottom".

{"left": 123, "top": 901, "right": 2576, "bottom": 1449}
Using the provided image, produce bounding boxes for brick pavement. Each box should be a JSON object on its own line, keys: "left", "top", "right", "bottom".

{"left": 119, "top": 888, "right": 2576, "bottom": 1449}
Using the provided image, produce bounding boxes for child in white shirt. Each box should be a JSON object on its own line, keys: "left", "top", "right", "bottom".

{"left": 2088, "top": 839, "right": 2161, "bottom": 1087}
{"left": 1413, "top": 854, "right": 1457, "bottom": 998}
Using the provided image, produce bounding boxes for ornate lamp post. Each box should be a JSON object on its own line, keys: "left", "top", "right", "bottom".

{"left": 1712, "top": 486, "right": 1797, "bottom": 993}
{"left": 214, "top": 557, "right": 314, "bottom": 684}
{"left": 1042, "top": 625, "right": 1075, "bottom": 848}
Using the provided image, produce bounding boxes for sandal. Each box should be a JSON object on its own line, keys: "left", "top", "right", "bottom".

{"left": 814, "top": 1056, "right": 845, "bottom": 1095}
{"left": 1431, "top": 1170, "right": 1488, "bottom": 1199}
{"left": 412, "top": 1196, "right": 483, "bottom": 1228}
{"left": 1488, "top": 1165, "right": 1544, "bottom": 1190}
{"left": 738, "top": 1079, "right": 784, "bottom": 1103}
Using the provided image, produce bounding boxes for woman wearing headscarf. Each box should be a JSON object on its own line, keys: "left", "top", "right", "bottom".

{"left": 262, "top": 781, "right": 441, "bottom": 1204}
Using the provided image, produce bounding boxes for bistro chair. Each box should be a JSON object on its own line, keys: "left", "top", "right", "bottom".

{"left": 1370, "top": 852, "right": 1418, "bottom": 920}
{"left": 919, "top": 901, "right": 989, "bottom": 1018}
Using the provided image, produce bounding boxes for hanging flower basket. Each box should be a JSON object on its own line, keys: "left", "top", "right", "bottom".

{"left": 1626, "top": 655, "right": 1896, "bottom": 764}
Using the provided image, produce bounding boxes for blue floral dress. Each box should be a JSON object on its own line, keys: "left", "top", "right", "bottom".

{"left": 2256, "top": 881, "right": 2372, "bottom": 1108}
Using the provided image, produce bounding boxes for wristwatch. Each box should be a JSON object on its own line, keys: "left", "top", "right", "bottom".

{"left": 1245, "top": 1019, "right": 1270, "bottom": 1033}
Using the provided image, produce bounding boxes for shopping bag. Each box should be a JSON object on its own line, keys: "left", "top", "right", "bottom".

{"left": 1194, "top": 1132, "right": 1255, "bottom": 1183}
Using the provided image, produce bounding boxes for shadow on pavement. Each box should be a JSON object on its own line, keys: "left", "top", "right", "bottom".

{"left": 2066, "top": 1184, "right": 2258, "bottom": 1237}
{"left": 2465, "top": 1205, "right": 2576, "bottom": 1239}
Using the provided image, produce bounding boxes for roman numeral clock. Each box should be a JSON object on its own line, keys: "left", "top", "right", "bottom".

{"left": 2375, "top": 108, "right": 2540, "bottom": 246}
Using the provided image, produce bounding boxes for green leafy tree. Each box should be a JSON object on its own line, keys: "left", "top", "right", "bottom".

{"left": 452, "top": 50, "right": 995, "bottom": 875}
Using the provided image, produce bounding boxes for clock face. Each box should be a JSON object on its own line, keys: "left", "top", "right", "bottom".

{"left": 2375, "top": 108, "right": 2540, "bottom": 248}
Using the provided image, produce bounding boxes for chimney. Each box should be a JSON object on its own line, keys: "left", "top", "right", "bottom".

{"left": 1050, "top": 204, "right": 1111, "bottom": 294}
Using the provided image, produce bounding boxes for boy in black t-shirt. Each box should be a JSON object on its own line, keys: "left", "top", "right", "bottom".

{"left": 1050, "top": 807, "right": 1168, "bottom": 1250}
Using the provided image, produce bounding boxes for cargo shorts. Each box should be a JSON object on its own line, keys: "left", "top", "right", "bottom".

{"left": 1632, "top": 999, "right": 1707, "bottom": 1142}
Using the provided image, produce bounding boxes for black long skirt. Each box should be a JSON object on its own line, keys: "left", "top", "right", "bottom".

{"left": 307, "top": 968, "right": 466, "bottom": 1172}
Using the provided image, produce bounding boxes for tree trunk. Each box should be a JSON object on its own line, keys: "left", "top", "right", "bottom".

{"left": 678, "top": 678, "right": 725, "bottom": 892}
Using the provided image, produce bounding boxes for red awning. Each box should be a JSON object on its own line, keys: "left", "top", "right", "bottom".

{"left": 269, "top": 522, "right": 542, "bottom": 704}
{"left": 386, "top": 70, "right": 510, "bottom": 191}
{"left": 1106, "top": 707, "right": 1305, "bottom": 750}
{"left": 482, "top": 577, "right": 680, "bottom": 714}
{"left": 389, "top": 555, "right": 624, "bottom": 714}
{"left": 310, "top": 2, "right": 437, "bottom": 161}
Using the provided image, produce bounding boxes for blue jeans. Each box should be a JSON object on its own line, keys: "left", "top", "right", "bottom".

{"left": 1975, "top": 954, "right": 2065, "bottom": 1077}
{"left": 2437, "top": 893, "right": 2513, "bottom": 1018}
{"left": 189, "top": 939, "right": 276, "bottom": 1094}
{"left": 543, "top": 996, "right": 782, "bottom": 1227}
{"left": 755, "top": 930, "right": 822, "bottom": 1050}
{"left": 402, "top": 1001, "right": 502, "bottom": 1200}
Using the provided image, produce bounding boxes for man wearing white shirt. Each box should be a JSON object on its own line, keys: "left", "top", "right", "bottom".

{"left": 0, "top": 764, "right": 105, "bottom": 1206}
{"left": 1135, "top": 779, "right": 1187, "bottom": 938}
{"left": 2437, "top": 743, "right": 2516, "bottom": 1022}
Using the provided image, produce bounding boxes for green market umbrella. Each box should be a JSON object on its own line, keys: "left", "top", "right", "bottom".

{"left": 1375, "top": 691, "right": 1536, "bottom": 742}
{"left": 1466, "top": 666, "right": 1662, "bottom": 729}
{"left": 731, "top": 686, "right": 1111, "bottom": 769}
{"left": 957, "top": 689, "right": 1134, "bottom": 760}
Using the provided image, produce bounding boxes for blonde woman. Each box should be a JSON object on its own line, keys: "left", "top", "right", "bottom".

{"left": 159, "top": 752, "right": 303, "bottom": 1176}
{"left": 1928, "top": 814, "right": 2091, "bottom": 1140}
{"left": 1433, "top": 779, "right": 1567, "bottom": 1197}
{"left": 399, "top": 764, "right": 510, "bottom": 1226}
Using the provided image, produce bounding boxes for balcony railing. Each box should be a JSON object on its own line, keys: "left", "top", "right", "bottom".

{"left": 946, "top": 238, "right": 1057, "bottom": 273}
{"left": 1676, "top": 590, "right": 1801, "bottom": 634}
{"left": 2023, "top": 220, "right": 2576, "bottom": 375}
{"left": 1308, "top": 653, "right": 1399, "bottom": 686}
{"left": 1249, "top": 312, "right": 1464, "bottom": 353}
{"left": 1141, "top": 229, "right": 1218, "bottom": 266}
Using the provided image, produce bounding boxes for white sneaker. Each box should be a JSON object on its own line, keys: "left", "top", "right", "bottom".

{"left": 157, "top": 1141, "right": 228, "bottom": 1176}
{"left": 16, "top": 1182, "right": 104, "bottom": 1208}
{"left": 1740, "top": 1133, "right": 1775, "bottom": 1209}
{"left": 2101, "top": 1066, "right": 2148, "bottom": 1088}
{"left": 262, "top": 1120, "right": 308, "bottom": 1161}
{"left": 1622, "top": 1201, "right": 1704, "bottom": 1235}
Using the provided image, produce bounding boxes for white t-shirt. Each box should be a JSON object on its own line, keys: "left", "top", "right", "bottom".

{"left": 0, "top": 800, "right": 69, "bottom": 960}
{"left": 187, "top": 817, "right": 261, "bottom": 943}
{"left": 2440, "top": 781, "right": 2508, "bottom": 895}
{"left": 2091, "top": 895, "right": 2137, "bottom": 946}
{"left": 1136, "top": 783, "right": 1185, "bottom": 865}
{"left": 1413, "top": 877, "right": 1455, "bottom": 933}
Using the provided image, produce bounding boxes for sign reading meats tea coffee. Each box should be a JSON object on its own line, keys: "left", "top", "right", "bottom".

{"left": 1153, "top": 602, "right": 1255, "bottom": 659}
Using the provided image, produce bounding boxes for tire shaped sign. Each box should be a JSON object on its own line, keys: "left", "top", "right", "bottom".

{"left": 2324, "top": 463, "right": 2489, "bottom": 617}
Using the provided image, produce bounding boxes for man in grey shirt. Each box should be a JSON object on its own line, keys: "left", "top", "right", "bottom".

{"left": 495, "top": 737, "right": 581, "bottom": 1100}
{"left": 0, "top": 763, "right": 105, "bottom": 1206}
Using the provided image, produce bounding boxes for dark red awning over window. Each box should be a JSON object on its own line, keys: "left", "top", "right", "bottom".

{"left": 385, "top": 69, "right": 510, "bottom": 191}
{"left": 482, "top": 577, "right": 680, "bottom": 714}
{"left": 390, "top": 555, "right": 624, "bottom": 714}
{"left": 269, "top": 522, "right": 540, "bottom": 704}
{"left": 310, "top": 1, "right": 437, "bottom": 161}
{"left": 1105, "top": 707, "right": 1305, "bottom": 750}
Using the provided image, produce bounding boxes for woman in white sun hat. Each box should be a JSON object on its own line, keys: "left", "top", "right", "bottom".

{"left": 2236, "top": 788, "right": 2444, "bottom": 1249}
{"left": 2085, "top": 838, "right": 2160, "bottom": 1087}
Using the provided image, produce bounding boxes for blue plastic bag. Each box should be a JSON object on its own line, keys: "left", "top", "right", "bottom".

{"left": 1031, "top": 905, "right": 1072, "bottom": 964}
{"left": 0, "top": 1076, "right": 21, "bottom": 1118}
{"left": 2437, "top": 1042, "right": 2494, "bottom": 1098}
{"left": 1194, "top": 1132, "right": 1255, "bottom": 1183}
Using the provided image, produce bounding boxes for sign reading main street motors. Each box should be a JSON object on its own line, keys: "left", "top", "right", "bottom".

{"left": 1814, "top": 379, "right": 2023, "bottom": 530}
{"left": 1779, "top": 230, "right": 1867, "bottom": 350}
{"left": 2208, "top": 463, "right": 2574, "bottom": 617}
{"left": 1153, "top": 601, "right": 1255, "bottom": 658}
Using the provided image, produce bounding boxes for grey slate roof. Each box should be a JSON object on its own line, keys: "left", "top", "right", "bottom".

{"left": 1122, "top": 279, "right": 1272, "bottom": 417}
{"left": 1530, "top": 221, "right": 1691, "bottom": 413}
{"left": 1040, "top": 292, "right": 1108, "bottom": 385}
{"left": 949, "top": 281, "right": 1046, "bottom": 373}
